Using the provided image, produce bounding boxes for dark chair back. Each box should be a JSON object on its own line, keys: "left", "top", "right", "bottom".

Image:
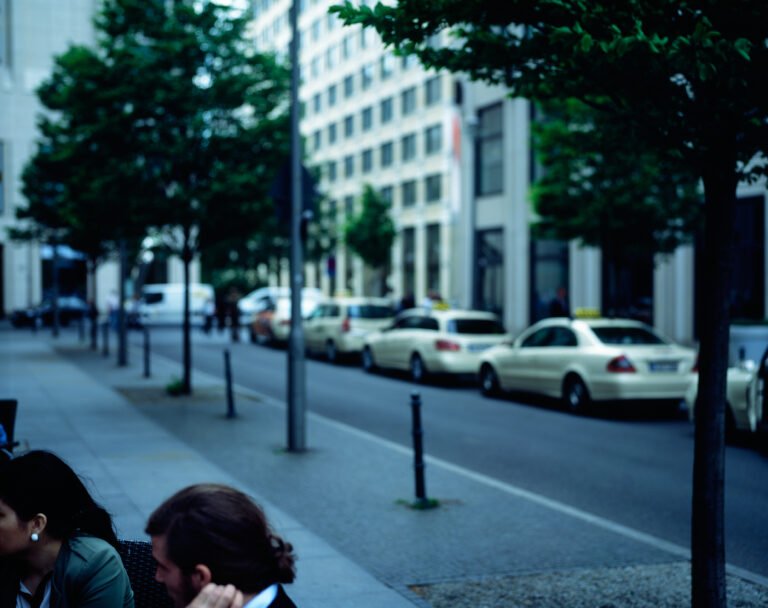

{"left": 0, "top": 399, "right": 18, "bottom": 458}
{"left": 117, "top": 540, "right": 174, "bottom": 608}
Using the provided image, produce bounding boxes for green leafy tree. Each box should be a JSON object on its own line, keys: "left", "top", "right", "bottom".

{"left": 531, "top": 98, "right": 702, "bottom": 314}
{"left": 90, "top": 0, "right": 291, "bottom": 392}
{"left": 344, "top": 184, "right": 396, "bottom": 295}
{"left": 332, "top": 2, "right": 768, "bottom": 605}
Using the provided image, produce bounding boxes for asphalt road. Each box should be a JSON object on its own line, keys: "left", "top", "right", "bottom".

{"left": 138, "top": 328, "right": 768, "bottom": 579}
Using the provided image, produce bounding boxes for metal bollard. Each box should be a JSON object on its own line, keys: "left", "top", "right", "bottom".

{"left": 102, "top": 322, "right": 110, "bottom": 357}
{"left": 410, "top": 391, "right": 428, "bottom": 504}
{"left": 224, "top": 349, "right": 236, "bottom": 418}
{"left": 78, "top": 315, "right": 85, "bottom": 342}
{"left": 143, "top": 326, "right": 151, "bottom": 378}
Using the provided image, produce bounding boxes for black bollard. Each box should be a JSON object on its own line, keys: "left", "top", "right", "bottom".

{"left": 224, "top": 349, "right": 236, "bottom": 418}
{"left": 410, "top": 391, "right": 428, "bottom": 505}
{"left": 78, "top": 315, "right": 85, "bottom": 343}
{"left": 102, "top": 322, "right": 110, "bottom": 358}
{"left": 143, "top": 326, "right": 151, "bottom": 378}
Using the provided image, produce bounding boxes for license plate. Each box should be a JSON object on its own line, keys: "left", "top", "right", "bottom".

{"left": 468, "top": 344, "right": 491, "bottom": 353}
{"left": 649, "top": 361, "right": 678, "bottom": 372}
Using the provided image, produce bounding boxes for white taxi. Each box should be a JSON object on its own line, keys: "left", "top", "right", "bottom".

{"left": 361, "top": 308, "right": 507, "bottom": 382}
{"left": 304, "top": 297, "right": 396, "bottom": 363}
{"left": 479, "top": 317, "right": 697, "bottom": 412}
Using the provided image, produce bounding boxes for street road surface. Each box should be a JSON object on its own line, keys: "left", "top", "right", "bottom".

{"left": 138, "top": 328, "right": 768, "bottom": 579}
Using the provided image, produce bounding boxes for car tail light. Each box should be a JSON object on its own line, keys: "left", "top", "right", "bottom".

{"left": 435, "top": 339, "right": 461, "bottom": 352}
{"left": 606, "top": 355, "right": 636, "bottom": 373}
{"left": 692, "top": 355, "right": 699, "bottom": 373}
{"left": 341, "top": 317, "right": 351, "bottom": 333}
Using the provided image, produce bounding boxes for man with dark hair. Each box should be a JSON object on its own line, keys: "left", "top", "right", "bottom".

{"left": 147, "top": 484, "right": 297, "bottom": 608}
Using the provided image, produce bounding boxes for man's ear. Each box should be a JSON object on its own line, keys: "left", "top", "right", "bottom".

{"left": 190, "top": 564, "right": 213, "bottom": 591}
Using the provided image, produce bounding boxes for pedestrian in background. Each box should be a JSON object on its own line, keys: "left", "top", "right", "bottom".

{"left": 0, "top": 450, "right": 134, "bottom": 607}
{"left": 549, "top": 286, "right": 571, "bottom": 317}
{"left": 146, "top": 483, "right": 297, "bottom": 608}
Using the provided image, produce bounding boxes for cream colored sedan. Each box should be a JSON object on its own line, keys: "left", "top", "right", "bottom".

{"left": 304, "top": 297, "right": 396, "bottom": 363}
{"left": 685, "top": 355, "right": 766, "bottom": 435}
{"left": 361, "top": 309, "right": 507, "bottom": 382}
{"left": 479, "top": 318, "right": 697, "bottom": 412}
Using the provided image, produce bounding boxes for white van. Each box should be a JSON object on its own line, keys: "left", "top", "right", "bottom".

{"left": 138, "top": 283, "right": 215, "bottom": 326}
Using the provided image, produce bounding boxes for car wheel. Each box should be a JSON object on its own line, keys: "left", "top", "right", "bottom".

{"left": 563, "top": 375, "right": 590, "bottom": 413}
{"left": 361, "top": 347, "right": 376, "bottom": 373}
{"left": 480, "top": 365, "right": 500, "bottom": 397}
{"left": 410, "top": 354, "right": 427, "bottom": 383}
{"left": 325, "top": 340, "right": 338, "bottom": 364}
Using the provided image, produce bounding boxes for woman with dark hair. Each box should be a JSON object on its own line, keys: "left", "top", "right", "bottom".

{"left": 0, "top": 450, "right": 134, "bottom": 607}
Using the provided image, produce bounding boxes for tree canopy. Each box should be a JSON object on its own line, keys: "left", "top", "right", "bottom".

{"left": 331, "top": 2, "right": 768, "bottom": 606}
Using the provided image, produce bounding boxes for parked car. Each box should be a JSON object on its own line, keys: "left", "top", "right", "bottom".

{"left": 361, "top": 308, "right": 507, "bottom": 382}
{"left": 478, "top": 317, "right": 697, "bottom": 412}
{"left": 137, "top": 283, "right": 215, "bottom": 327}
{"left": 10, "top": 296, "right": 88, "bottom": 328}
{"left": 239, "top": 286, "right": 322, "bottom": 327}
{"left": 685, "top": 348, "right": 767, "bottom": 435}
{"left": 249, "top": 290, "right": 323, "bottom": 346}
{"left": 304, "top": 297, "right": 396, "bottom": 362}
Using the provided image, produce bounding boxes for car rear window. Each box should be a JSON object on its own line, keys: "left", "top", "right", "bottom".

{"left": 447, "top": 319, "right": 505, "bottom": 335}
{"left": 591, "top": 326, "right": 666, "bottom": 345}
{"left": 348, "top": 305, "right": 395, "bottom": 319}
{"left": 143, "top": 293, "right": 164, "bottom": 304}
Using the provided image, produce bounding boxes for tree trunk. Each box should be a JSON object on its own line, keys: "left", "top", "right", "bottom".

{"left": 691, "top": 148, "right": 737, "bottom": 608}
{"left": 181, "top": 236, "right": 192, "bottom": 395}
{"left": 89, "top": 259, "right": 99, "bottom": 351}
{"left": 117, "top": 239, "right": 128, "bottom": 367}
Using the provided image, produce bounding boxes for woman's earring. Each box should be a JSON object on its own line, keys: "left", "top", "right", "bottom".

{"left": 31, "top": 533, "right": 39, "bottom": 542}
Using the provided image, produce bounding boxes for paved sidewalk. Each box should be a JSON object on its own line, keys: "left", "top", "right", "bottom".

{"left": 0, "top": 328, "right": 417, "bottom": 607}
{"left": 2, "top": 325, "right": 767, "bottom": 608}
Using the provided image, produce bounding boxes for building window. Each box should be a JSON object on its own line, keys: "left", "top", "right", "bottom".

{"left": 325, "top": 44, "right": 338, "bottom": 70}
{"left": 361, "top": 106, "right": 373, "bottom": 131}
{"left": 380, "top": 141, "right": 393, "bottom": 168}
{"left": 425, "top": 174, "right": 442, "bottom": 203}
{"left": 424, "top": 124, "right": 442, "bottom": 155}
{"left": 344, "top": 195, "right": 355, "bottom": 218}
{"left": 401, "top": 86, "right": 417, "bottom": 116}
{"left": 344, "top": 74, "right": 354, "bottom": 98}
{"left": 426, "top": 223, "right": 441, "bottom": 294}
{"left": 311, "top": 18, "right": 321, "bottom": 41}
{"left": 380, "top": 53, "right": 394, "bottom": 80}
{"left": 402, "top": 227, "right": 416, "bottom": 298}
{"left": 327, "top": 84, "right": 337, "bottom": 107}
{"left": 477, "top": 229, "right": 504, "bottom": 316}
{"left": 344, "top": 114, "right": 354, "bottom": 138}
{"left": 531, "top": 239, "right": 569, "bottom": 323}
{"left": 361, "top": 63, "right": 374, "bottom": 90}
{"left": 402, "top": 180, "right": 417, "bottom": 207}
{"left": 0, "top": 140, "right": 4, "bottom": 214}
{"left": 380, "top": 185, "right": 393, "bottom": 206}
{"left": 310, "top": 56, "right": 320, "bottom": 78}
{"left": 342, "top": 34, "right": 354, "bottom": 60}
{"left": 312, "top": 130, "right": 322, "bottom": 151}
{"left": 476, "top": 103, "right": 504, "bottom": 196}
{"left": 344, "top": 154, "right": 355, "bottom": 178}
{"left": 328, "top": 122, "right": 337, "bottom": 144}
{"left": 362, "top": 149, "right": 373, "bottom": 173}
{"left": 312, "top": 93, "right": 321, "bottom": 114}
{"left": 380, "top": 97, "right": 393, "bottom": 124}
{"left": 401, "top": 133, "right": 417, "bottom": 162}
{"left": 425, "top": 76, "right": 441, "bottom": 106}
{"left": 0, "top": 0, "right": 10, "bottom": 68}
{"left": 402, "top": 54, "right": 418, "bottom": 70}
{"left": 326, "top": 160, "right": 337, "bottom": 182}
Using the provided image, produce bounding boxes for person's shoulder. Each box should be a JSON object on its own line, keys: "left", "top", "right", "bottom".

{"left": 63, "top": 535, "right": 123, "bottom": 577}
{"left": 270, "top": 585, "right": 297, "bottom": 608}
